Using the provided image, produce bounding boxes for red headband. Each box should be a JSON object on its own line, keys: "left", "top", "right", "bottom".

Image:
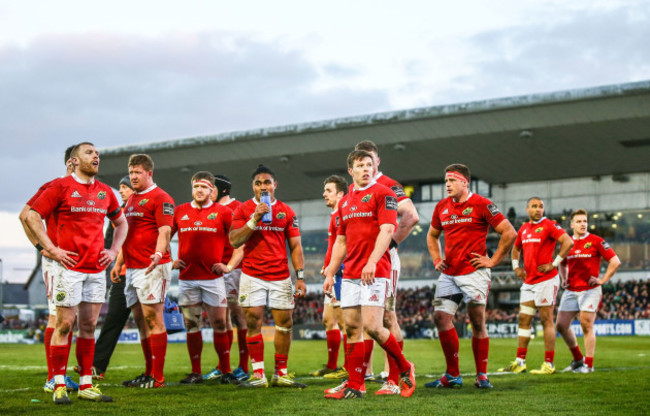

{"left": 445, "top": 171, "right": 469, "bottom": 183}
{"left": 193, "top": 179, "right": 214, "bottom": 190}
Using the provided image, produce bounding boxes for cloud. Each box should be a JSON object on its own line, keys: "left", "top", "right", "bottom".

{"left": 0, "top": 32, "right": 391, "bottom": 212}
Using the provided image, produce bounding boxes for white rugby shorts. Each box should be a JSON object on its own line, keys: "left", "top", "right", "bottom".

{"left": 224, "top": 268, "right": 243, "bottom": 302}
{"left": 42, "top": 257, "right": 63, "bottom": 315}
{"left": 324, "top": 293, "right": 341, "bottom": 307}
{"left": 520, "top": 275, "right": 560, "bottom": 307}
{"left": 558, "top": 286, "right": 602, "bottom": 313}
{"left": 385, "top": 247, "right": 401, "bottom": 311}
{"left": 178, "top": 278, "right": 227, "bottom": 308}
{"left": 52, "top": 267, "right": 106, "bottom": 307}
{"left": 125, "top": 263, "right": 172, "bottom": 308}
{"left": 238, "top": 273, "right": 294, "bottom": 309}
{"left": 340, "top": 278, "right": 389, "bottom": 308}
{"left": 434, "top": 268, "right": 491, "bottom": 313}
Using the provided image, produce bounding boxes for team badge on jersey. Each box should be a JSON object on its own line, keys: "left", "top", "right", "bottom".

{"left": 56, "top": 292, "right": 66, "bottom": 302}
{"left": 139, "top": 199, "right": 149, "bottom": 206}
{"left": 207, "top": 213, "right": 218, "bottom": 220}
{"left": 535, "top": 227, "right": 543, "bottom": 233}
{"left": 584, "top": 242, "right": 592, "bottom": 249}
{"left": 97, "top": 191, "right": 106, "bottom": 200}
{"left": 462, "top": 207, "right": 473, "bottom": 216}
{"left": 276, "top": 212, "right": 286, "bottom": 219}
{"left": 361, "top": 194, "right": 373, "bottom": 203}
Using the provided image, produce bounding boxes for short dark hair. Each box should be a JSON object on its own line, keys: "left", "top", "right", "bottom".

{"left": 251, "top": 164, "right": 276, "bottom": 180}
{"left": 324, "top": 175, "right": 348, "bottom": 194}
{"left": 71, "top": 142, "right": 95, "bottom": 159}
{"left": 444, "top": 163, "right": 471, "bottom": 182}
{"left": 128, "top": 154, "right": 154, "bottom": 171}
{"left": 214, "top": 174, "right": 232, "bottom": 197}
{"left": 527, "top": 196, "right": 543, "bottom": 205}
{"left": 64, "top": 145, "right": 75, "bottom": 165}
{"left": 355, "top": 140, "right": 378, "bottom": 154}
{"left": 347, "top": 150, "right": 373, "bottom": 169}
{"left": 570, "top": 209, "right": 588, "bottom": 221}
{"left": 191, "top": 171, "right": 215, "bottom": 186}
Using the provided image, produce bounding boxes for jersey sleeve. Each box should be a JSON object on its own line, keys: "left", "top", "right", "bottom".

{"left": 377, "top": 187, "right": 398, "bottom": 227}
{"left": 154, "top": 194, "right": 175, "bottom": 228}
{"left": 231, "top": 204, "right": 248, "bottom": 229}
{"left": 483, "top": 199, "right": 507, "bottom": 229}
{"left": 286, "top": 206, "right": 301, "bottom": 238}
{"left": 430, "top": 201, "right": 442, "bottom": 231}
{"left": 548, "top": 220, "right": 566, "bottom": 240}
{"left": 106, "top": 189, "right": 122, "bottom": 219}
{"left": 30, "top": 180, "right": 62, "bottom": 219}
{"left": 596, "top": 237, "right": 617, "bottom": 262}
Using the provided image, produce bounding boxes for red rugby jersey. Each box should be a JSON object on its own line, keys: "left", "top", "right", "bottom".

{"left": 30, "top": 174, "right": 121, "bottom": 273}
{"left": 515, "top": 217, "right": 566, "bottom": 284}
{"left": 375, "top": 172, "right": 409, "bottom": 204}
{"left": 323, "top": 208, "right": 340, "bottom": 270}
{"left": 27, "top": 179, "right": 59, "bottom": 246}
{"left": 219, "top": 198, "right": 242, "bottom": 267}
{"left": 430, "top": 193, "right": 506, "bottom": 276}
{"left": 564, "top": 233, "right": 616, "bottom": 292}
{"left": 173, "top": 200, "right": 232, "bottom": 280}
{"left": 337, "top": 182, "right": 397, "bottom": 280}
{"left": 232, "top": 198, "right": 301, "bottom": 281}
{"left": 123, "top": 185, "right": 175, "bottom": 269}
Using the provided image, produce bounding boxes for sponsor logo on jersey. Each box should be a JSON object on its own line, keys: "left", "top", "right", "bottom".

{"left": 584, "top": 242, "right": 592, "bottom": 249}
{"left": 181, "top": 214, "right": 190, "bottom": 220}
{"left": 71, "top": 190, "right": 82, "bottom": 198}
{"left": 128, "top": 206, "right": 134, "bottom": 211}
{"left": 462, "top": 207, "right": 473, "bottom": 216}
{"left": 97, "top": 191, "right": 106, "bottom": 200}
{"left": 385, "top": 196, "right": 398, "bottom": 211}
{"left": 350, "top": 206, "right": 358, "bottom": 212}
{"left": 292, "top": 216, "right": 300, "bottom": 228}
{"left": 335, "top": 216, "right": 340, "bottom": 227}
{"left": 276, "top": 212, "right": 286, "bottom": 219}
{"left": 554, "top": 223, "right": 563, "bottom": 230}
{"left": 391, "top": 185, "right": 406, "bottom": 198}
{"left": 361, "top": 194, "right": 372, "bottom": 203}
{"left": 535, "top": 227, "right": 543, "bottom": 233}
{"left": 194, "top": 221, "right": 202, "bottom": 226}
{"left": 442, "top": 208, "right": 449, "bottom": 215}
{"left": 56, "top": 292, "right": 66, "bottom": 302}
{"left": 487, "top": 203, "right": 500, "bottom": 216}
{"left": 342, "top": 201, "right": 348, "bottom": 208}
{"left": 86, "top": 200, "right": 95, "bottom": 206}
{"left": 601, "top": 241, "right": 611, "bottom": 250}
{"left": 207, "top": 213, "right": 218, "bottom": 220}
{"left": 163, "top": 202, "right": 174, "bottom": 216}
{"left": 139, "top": 199, "right": 149, "bottom": 206}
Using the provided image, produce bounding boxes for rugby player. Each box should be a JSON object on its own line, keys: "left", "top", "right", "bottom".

{"left": 172, "top": 171, "right": 240, "bottom": 384}
{"left": 426, "top": 163, "right": 516, "bottom": 389}
{"left": 499, "top": 197, "right": 573, "bottom": 375}
{"left": 310, "top": 175, "right": 348, "bottom": 379}
{"left": 113, "top": 154, "right": 174, "bottom": 389}
{"left": 229, "top": 164, "right": 307, "bottom": 388}
{"left": 19, "top": 145, "right": 79, "bottom": 393}
{"left": 556, "top": 209, "right": 621, "bottom": 373}
{"left": 323, "top": 150, "right": 416, "bottom": 399}
{"left": 27, "top": 142, "right": 127, "bottom": 404}
{"left": 203, "top": 174, "right": 248, "bottom": 382}
{"left": 355, "top": 140, "right": 419, "bottom": 394}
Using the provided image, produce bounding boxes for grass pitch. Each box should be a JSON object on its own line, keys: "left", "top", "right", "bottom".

{"left": 1, "top": 336, "right": 648, "bottom": 415}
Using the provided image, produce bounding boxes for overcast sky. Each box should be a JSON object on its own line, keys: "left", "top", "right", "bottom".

{"left": 0, "top": 0, "right": 648, "bottom": 282}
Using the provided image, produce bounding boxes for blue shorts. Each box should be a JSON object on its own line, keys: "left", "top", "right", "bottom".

{"left": 334, "top": 269, "right": 343, "bottom": 301}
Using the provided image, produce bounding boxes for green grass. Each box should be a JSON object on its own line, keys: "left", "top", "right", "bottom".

{"left": 1, "top": 336, "right": 649, "bottom": 415}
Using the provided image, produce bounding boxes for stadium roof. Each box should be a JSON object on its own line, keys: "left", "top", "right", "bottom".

{"left": 98, "top": 80, "right": 650, "bottom": 203}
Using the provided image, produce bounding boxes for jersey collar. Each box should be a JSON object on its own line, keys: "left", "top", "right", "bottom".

{"left": 191, "top": 200, "right": 213, "bottom": 209}
{"left": 374, "top": 172, "right": 383, "bottom": 181}
{"left": 530, "top": 216, "right": 546, "bottom": 224}
{"left": 452, "top": 191, "right": 473, "bottom": 204}
{"left": 354, "top": 180, "right": 377, "bottom": 192}
{"left": 572, "top": 232, "right": 590, "bottom": 240}
{"left": 253, "top": 197, "right": 278, "bottom": 206}
{"left": 136, "top": 183, "right": 158, "bottom": 195}
{"left": 71, "top": 172, "right": 95, "bottom": 185}
{"left": 222, "top": 198, "right": 237, "bottom": 206}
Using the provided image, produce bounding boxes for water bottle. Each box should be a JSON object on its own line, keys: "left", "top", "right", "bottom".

{"left": 260, "top": 190, "right": 272, "bottom": 224}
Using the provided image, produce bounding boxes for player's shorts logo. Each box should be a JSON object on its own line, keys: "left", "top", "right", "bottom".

{"left": 369, "top": 294, "right": 378, "bottom": 302}
{"left": 97, "top": 191, "right": 106, "bottom": 200}
{"left": 139, "top": 199, "right": 149, "bottom": 206}
{"left": 462, "top": 207, "right": 473, "bottom": 216}
{"left": 361, "top": 194, "right": 372, "bottom": 203}
{"left": 276, "top": 212, "right": 286, "bottom": 219}
{"left": 207, "top": 213, "right": 218, "bottom": 220}
{"left": 584, "top": 242, "right": 592, "bottom": 249}
{"left": 56, "top": 292, "right": 66, "bottom": 302}
{"left": 535, "top": 227, "right": 543, "bottom": 233}
{"left": 239, "top": 294, "right": 247, "bottom": 303}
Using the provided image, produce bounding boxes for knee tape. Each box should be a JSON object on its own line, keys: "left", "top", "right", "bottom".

{"left": 275, "top": 325, "right": 292, "bottom": 334}
{"left": 433, "top": 298, "right": 459, "bottom": 314}
{"left": 182, "top": 306, "right": 203, "bottom": 333}
{"left": 520, "top": 305, "right": 536, "bottom": 316}
{"left": 518, "top": 328, "right": 532, "bottom": 338}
